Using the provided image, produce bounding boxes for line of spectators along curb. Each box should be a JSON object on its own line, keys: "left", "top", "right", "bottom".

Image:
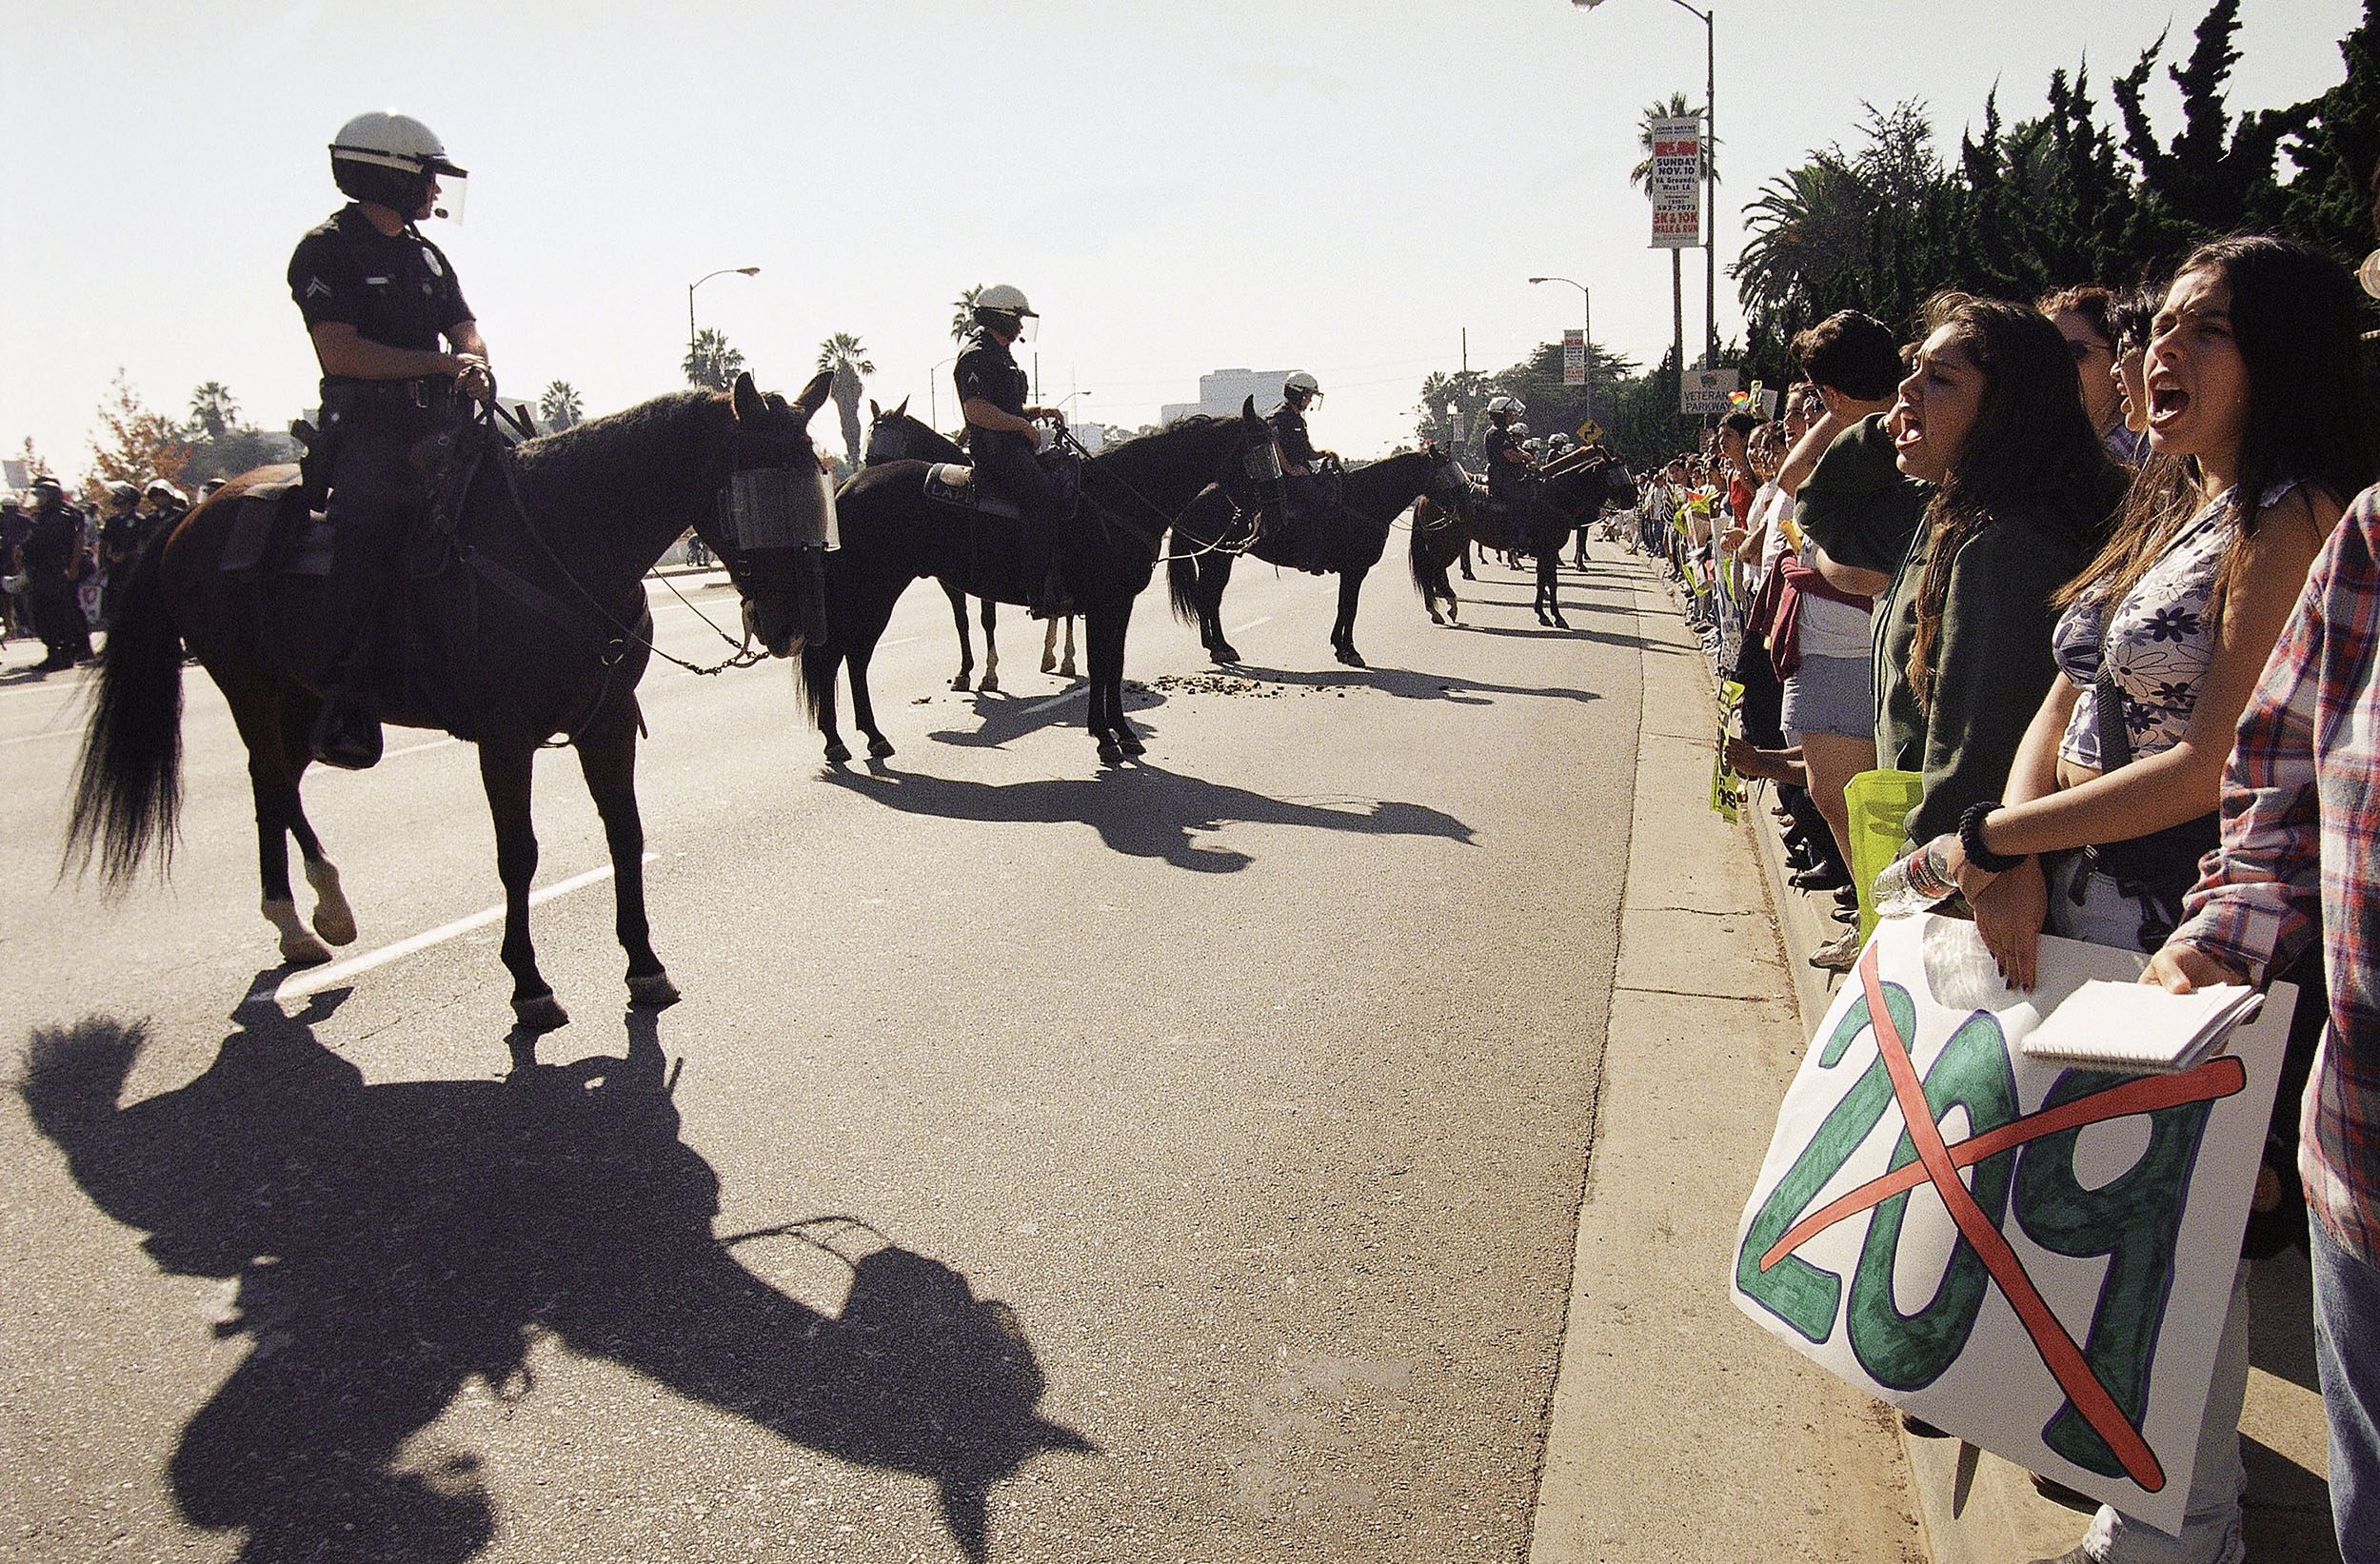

{"left": 1618, "top": 230, "right": 2380, "bottom": 1564}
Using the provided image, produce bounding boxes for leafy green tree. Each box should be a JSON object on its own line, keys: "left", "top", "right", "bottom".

{"left": 538, "top": 380, "right": 585, "bottom": 432}
{"left": 684, "top": 328, "right": 745, "bottom": 391}
{"left": 815, "top": 333, "right": 875, "bottom": 465}
{"left": 89, "top": 372, "right": 192, "bottom": 491}
{"left": 2281, "top": 0, "right": 2380, "bottom": 257}
{"left": 950, "top": 286, "right": 984, "bottom": 343}
{"left": 2112, "top": 0, "right": 2309, "bottom": 246}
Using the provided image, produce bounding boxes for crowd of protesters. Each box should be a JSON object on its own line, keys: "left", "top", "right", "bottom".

{"left": 1, "top": 475, "right": 191, "bottom": 672}
{"left": 1623, "top": 231, "right": 2380, "bottom": 1564}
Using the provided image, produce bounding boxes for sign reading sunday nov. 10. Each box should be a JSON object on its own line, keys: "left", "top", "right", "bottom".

{"left": 1730, "top": 916, "right": 2290, "bottom": 1535}
{"left": 1648, "top": 114, "right": 1703, "bottom": 248}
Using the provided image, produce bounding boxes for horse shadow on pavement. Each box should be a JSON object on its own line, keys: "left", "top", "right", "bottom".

{"left": 1220, "top": 662, "right": 1607, "bottom": 708}
{"left": 18, "top": 991, "right": 1089, "bottom": 1564}
{"left": 823, "top": 760, "right": 1473, "bottom": 872}
{"left": 923, "top": 684, "right": 1169, "bottom": 750}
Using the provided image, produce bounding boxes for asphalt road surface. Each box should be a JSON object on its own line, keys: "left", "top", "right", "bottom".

{"left": 4, "top": 542, "right": 1645, "bottom": 1564}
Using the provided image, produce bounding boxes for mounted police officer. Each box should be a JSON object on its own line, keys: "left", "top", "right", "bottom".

{"left": 953, "top": 284, "right": 1073, "bottom": 616}
{"left": 1480, "top": 395, "right": 1537, "bottom": 528}
{"left": 1268, "top": 370, "right": 1342, "bottom": 574}
{"left": 288, "top": 109, "right": 493, "bottom": 769}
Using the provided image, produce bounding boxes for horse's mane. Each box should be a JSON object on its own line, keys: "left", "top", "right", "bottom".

{"left": 507, "top": 390, "right": 729, "bottom": 505}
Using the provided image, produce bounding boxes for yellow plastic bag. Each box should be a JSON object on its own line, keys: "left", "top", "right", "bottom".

{"left": 1842, "top": 768, "right": 1924, "bottom": 940}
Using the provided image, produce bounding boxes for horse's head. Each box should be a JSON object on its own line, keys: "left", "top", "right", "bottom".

{"left": 709, "top": 369, "right": 835, "bottom": 658}
{"left": 1421, "top": 441, "right": 1475, "bottom": 524}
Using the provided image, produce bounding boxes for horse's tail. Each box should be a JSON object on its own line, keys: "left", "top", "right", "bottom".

{"left": 64, "top": 536, "right": 185, "bottom": 884}
{"left": 1408, "top": 504, "right": 1436, "bottom": 598}
{"left": 794, "top": 639, "right": 837, "bottom": 731}
{"left": 1166, "top": 540, "right": 1202, "bottom": 626}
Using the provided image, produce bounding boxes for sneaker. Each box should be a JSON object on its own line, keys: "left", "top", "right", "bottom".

{"left": 1809, "top": 926, "right": 1862, "bottom": 973}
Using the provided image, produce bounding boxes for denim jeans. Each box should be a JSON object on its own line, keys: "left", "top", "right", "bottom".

{"left": 2311, "top": 1216, "right": 2380, "bottom": 1564}
{"left": 2080, "top": 1261, "right": 2251, "bottom": 1564}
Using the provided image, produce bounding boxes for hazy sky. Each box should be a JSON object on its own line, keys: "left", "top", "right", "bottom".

{"left": 1, "top": 0, "right": 2360, "bottom": 469}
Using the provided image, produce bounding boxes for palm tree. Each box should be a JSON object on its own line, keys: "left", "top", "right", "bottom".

{"left": 538, "top": 380, "right": 585, "bottom": 432}
{"left": 816, "top": 332, "right": 875, "bottom": 466}
{"left": 188, "top": 381, "right": 241, "bottom": 440}
{"left": 949, "top": 286, "right": 984, "bottom": 344}
{"left": 1631, "top": 93, "right": 1718, "bottom": 377}
{"left": 684, "top": 328, "right": 745, "bottom": 391}
{"left": 1733, "top": 155, "right": 1873, "bottom": 320}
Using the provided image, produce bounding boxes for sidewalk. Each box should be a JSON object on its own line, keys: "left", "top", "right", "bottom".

{"left": 1529, "top": 551, "right": 1926, "bottom": 1563}
{"left": 1586, "top": 556, "right": 2341, "bottom": 1564}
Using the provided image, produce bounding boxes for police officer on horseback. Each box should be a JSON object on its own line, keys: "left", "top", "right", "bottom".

{"left": 288, "top": 109, "right": 493, "bottom": 769}
{"left": 954, "top": 284, "right": 1074, "bottom": 616}
{"left": 1481, "top": 394, "right": 1537, "bottom": 528}
{"left": 1268, "top": 370, "right": 1342, "bottom": 574}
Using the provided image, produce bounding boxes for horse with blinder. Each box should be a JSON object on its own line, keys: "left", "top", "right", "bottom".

{"left": 798, "top": 400, "right": 1285, "bottom": 765}
{"left": 1408, "top": 447, "right": 1636, "bottom": 628}
{"left": 1166, "top": 444, "right": 1473, "bottom": 667}
{"left": 66, "top": 371, "right": 833, "bottom": 1032}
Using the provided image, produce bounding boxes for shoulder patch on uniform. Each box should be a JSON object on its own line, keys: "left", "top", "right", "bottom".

{"left": 305, "top": 277, "right": 332, "bottom": 300}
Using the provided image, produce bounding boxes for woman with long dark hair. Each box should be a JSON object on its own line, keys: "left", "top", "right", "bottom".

{"left": 1941, "top": 236, "right": 2376, "bottom": 1564}
{"left": 1871, "top": 293, "right": 2125, "bottom": 860}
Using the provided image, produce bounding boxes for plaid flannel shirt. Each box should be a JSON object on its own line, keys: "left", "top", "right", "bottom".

{"left": 2171, "top": 485, "right": 2380, "bottom": 1266}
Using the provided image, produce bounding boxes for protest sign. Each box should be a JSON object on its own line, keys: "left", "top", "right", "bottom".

{"left": 1731, "top": 916, "right": 2291, "bottom": 1534}
{"left": 1709, "top": 679, "right": 1743, "bottom": 823}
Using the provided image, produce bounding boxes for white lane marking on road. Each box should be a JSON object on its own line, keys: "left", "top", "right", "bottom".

{"left": 275, "top": 853, "right": 654, "bottom": 1003}
{"left": 1022, "top": 690, "right": 1078, "bottom": 714}
{"left": 881, "top": 635, "right": 921, "bottom": 646}
{"left": 1227, "top": 616, "right": 1272, "bottom": 634}
{"left": 0, "top": 723, "right": 79, "bottom": 748}
{"left": 379, "top": 736, "right": 460, "bottom": 761}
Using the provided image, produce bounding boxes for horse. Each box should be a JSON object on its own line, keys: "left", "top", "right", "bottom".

{"left": 65, "top": 371, "right": 832, "bottom": 1032}
{"left": 798, "top": 401, "right": 1284, "bottom": 765}
{"left": 863, "top": 400, "right": 1080, "bottom": 685}
{"left": 862, "top": 398, "right": 1006, "bottom": 694}
{"left": 1409, "top": 448, "right": 1636, "bottom": 629}
{"left": 1165, "top": 444, "right": 1472, "bottom": 667}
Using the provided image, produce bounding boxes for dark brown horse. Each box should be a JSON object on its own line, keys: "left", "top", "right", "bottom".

{"left": 1409, "top": 448, "right": 1636, "bottom": 628}
{"left": 65, "top": 372, "right": 831, "bottom": 1031}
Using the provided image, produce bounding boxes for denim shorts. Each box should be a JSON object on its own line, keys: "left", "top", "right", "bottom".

{"left": 1780, "top": 653, "right": 1872, "bottom": 742}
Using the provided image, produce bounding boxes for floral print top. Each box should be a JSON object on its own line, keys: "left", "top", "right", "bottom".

{"left": 2053, "top": 481, "right": 2296, "bottom": 769}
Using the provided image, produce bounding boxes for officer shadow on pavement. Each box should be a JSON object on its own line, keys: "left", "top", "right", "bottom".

{"left": 19, "top": 991, "right": 1089, "bottom": 1564}
{"left": 821, "top": 759, "right": 1473, "bottom": 872}
{"left": 925, "top": 683, "right": 1172, "bottom": 750}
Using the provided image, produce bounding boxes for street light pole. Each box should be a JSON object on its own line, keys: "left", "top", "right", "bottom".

{"left": 1573, "top": 0, "right": 1718, "bottom": 368}
{"left": 926, "top": 355, "right": 958, "bottom": 430}
{"left": 1528, "top": 275, "right": 1593, "bottom": 424}
{"left": 686, "top": 266, "right": 760, "bottom": 383}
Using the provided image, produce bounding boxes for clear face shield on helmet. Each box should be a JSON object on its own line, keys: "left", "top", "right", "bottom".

{"left": 425, "top": 168, "right": 467, "bottom": 224}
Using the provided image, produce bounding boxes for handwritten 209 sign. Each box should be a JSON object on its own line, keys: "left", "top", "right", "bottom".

{"left": 1731, "top": 917, "right": 2289, "bottom": 1534}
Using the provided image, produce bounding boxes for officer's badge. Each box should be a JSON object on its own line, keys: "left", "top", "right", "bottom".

{"left": 421, "top": 246, "right": 444, "bottom": 277}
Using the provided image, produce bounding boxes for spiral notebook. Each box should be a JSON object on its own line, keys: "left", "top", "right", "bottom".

{"left": 2019, "top": 980, "right": 2265, "bottom": 1074}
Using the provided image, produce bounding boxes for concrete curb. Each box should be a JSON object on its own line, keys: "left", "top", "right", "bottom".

{"left": 1527, "top": 549, "right": 1925, "bottom": 1564}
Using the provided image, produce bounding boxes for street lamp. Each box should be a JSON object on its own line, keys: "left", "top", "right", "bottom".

{"left": 687, "top": 266, "right": 760, "bottom": 380}
{"left": 1528, "top": 275, "right": 1593, "bottom": 423}
{"left": 1573, "top": 0, "right": 1718, "bottom": 369}
{"left": 926, "top": 354, "right": 959, "bottom": 429}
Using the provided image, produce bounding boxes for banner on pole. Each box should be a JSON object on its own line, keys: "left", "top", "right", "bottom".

{"left": 1649, "top": 115, "right": 1703, "bottom": 249}
{"left": 1562, "top": 327, "right": 1586, "bottom": 387}
{"left": 1731, "top": 916, "right": 2291, "bottom": 1535}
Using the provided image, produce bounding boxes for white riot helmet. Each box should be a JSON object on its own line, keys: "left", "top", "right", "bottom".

{"left": 1485, "top": 394, "right": 1522, "bottom": 422}
{"left": 1282, "top": 370, "right": 1322, "bottom": 408}
{"left": 1510, "top": 422, "right": 1531, "bottom": 438}
{"left": 973, "top": 283, "right": 1039, "bottom": 342}
{"left": 330, "top": 111, "right": 468, "bottom": 220}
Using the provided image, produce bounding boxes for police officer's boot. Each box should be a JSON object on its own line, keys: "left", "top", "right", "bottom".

{"left": 1031, "top": 559, "right": 1067, "bottom": 622}
{"left": 309, "top": 596, "right": 385, "bottom": 770}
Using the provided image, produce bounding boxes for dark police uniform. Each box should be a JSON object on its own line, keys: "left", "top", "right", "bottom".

{"left": 21, "top": 498, "right": 92, "bottom": 665}
{"left": 1482, "top": 421, "right": 1533, "bottom": 511}
{"left": 953, "top": 327, "right": 1063, "bottom": 530}
{"left": 287, "top": 203, "right": 473, "bottom": 681}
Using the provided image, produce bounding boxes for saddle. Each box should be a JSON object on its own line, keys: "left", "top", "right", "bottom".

{"left": 219, "top": 472, "right": 331, "bottom": 578}
{"left": 922, "top": 463, "right": 1021, "bottom": 520}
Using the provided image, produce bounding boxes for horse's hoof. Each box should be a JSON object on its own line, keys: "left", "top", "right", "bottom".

{"left": 980, "top": 671, "right": 1001, "bottom": 693}
{"left": 303, "top": 861, "right": 358, "bottom": 946}
{"left": 1097, "top": 737, "right": 1124, "bottom": 763}
{"left": 1117, "top": 728, "right": 1146, "bottom": 756}
{"left": 627, "top": 970, "right": 681, "bottom": 1008}
{"left": 950, "top": 674, "right": 972, "bottom": 692}
{"left": 1061, "top": 662, "right": 1079, "bottom": 679}
{"left": 513, "top": 992, "right": 570, "bottom": 1032}
{"left": 866, "top": 735, "right": 896, "bottom": 759}
{"left": 1213, "top": 643, "right": 1240, "bottom": 664}
{"left": 1336, "top": 647, "right": 1366, "bottom": 668}
{"left": 823, "top": 740, "right": 851, "bottom": 764}
{"left": 1041, "top": 654, "right": 1057, "bottom": 673}
{"left": 280, "top": 929, "right": 334, "bottom": 967}
{"left": 1554, "top": 616, "right": 1572, "bottom": 630}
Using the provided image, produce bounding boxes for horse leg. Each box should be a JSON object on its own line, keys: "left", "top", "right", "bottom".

{"left": 478, "top": 739, "right": 566, "bottom": 1031}
{"left": 228, "top": 681, "right": 332, "bottom": 967}
{"left": 1458, "top": 540, "right": 1475, "bottom": 582}
{"left": 1541, "top": 554, "right": 1570, "bottom": 629}
{"left": 1098, "top": 606, "right": 1143, "bottom": 757}
{"left": 979, "top": 599, "right": 1001, "bottom": 692}
{"left": 1205, "top": 555, "right": 1240, "bottom": 664}
{"left": 944, "top": 581, "right": 973, "bottom": 691}
{"left": 849, "top": 645, "right": 894, "bottom": 758}
{"left": 575, "top": 699, "right": 677, "bottom": 1008}
{"left": 273, "top": 690, "right": 356, "bottom": 947}
{"left": 1041, "top": 615, "right": 1059, "bottom": 673}
{"left": 1333, "top": 566, "right": 1368, "bottom": 667}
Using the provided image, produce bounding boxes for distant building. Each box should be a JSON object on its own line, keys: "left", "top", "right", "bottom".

{"left": 1070, "top": 421, "right": 1111, "bottom": 454}
{"left": 1160, "top": 367, "right": 1294, "bottom": 425}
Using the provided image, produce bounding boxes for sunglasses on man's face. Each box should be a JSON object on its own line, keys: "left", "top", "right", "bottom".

{"left": 2065, "top": 335, "right": 2112, "bottom": 364}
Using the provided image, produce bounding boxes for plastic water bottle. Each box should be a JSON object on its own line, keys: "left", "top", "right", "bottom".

{"left": 1870, "top": 834, "right": 1960, "bottom": 919}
